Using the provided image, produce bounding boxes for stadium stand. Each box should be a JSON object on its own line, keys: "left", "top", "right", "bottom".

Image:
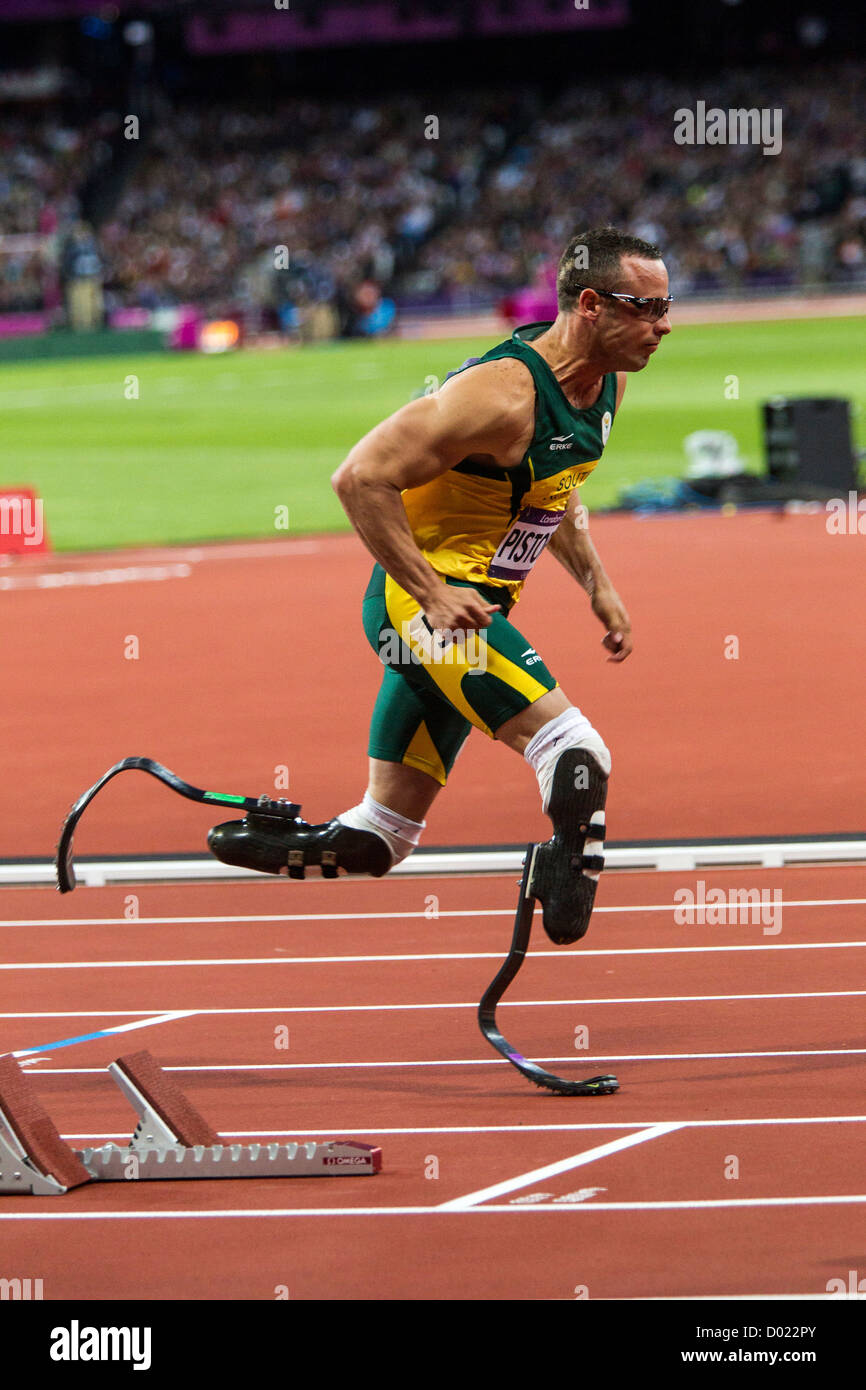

{"left": 1, "top": 62, "right": 864, "bottom": 334}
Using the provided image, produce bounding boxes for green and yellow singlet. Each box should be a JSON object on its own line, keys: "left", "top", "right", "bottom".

{"left": 361, "top": 321, "right": 617, "bottom": 782}
{"left": 402, "top": 321, "right": 617, "bottom": 606}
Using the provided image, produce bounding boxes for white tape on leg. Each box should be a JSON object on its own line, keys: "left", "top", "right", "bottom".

{"left": 581, "top": 811, "right": 606, "bottom": 882}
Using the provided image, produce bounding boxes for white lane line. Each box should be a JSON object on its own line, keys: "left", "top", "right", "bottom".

{"left": 473, "top": 1195, "right": 866, "bottom": 1213}
{"left": 2, "top": 1193, "right": 864, "bottom": 1222}
{"left": 34, "top": 1046, "right": 866, "bottom": 1075}
{"left": 4, "top": 899, "right": 866, "bottom": 926}
{"left": 1, "top": 939, "right": 865, "bottom": 970}
{"left": 0, "top": 565, "right": 193, "bottom": 591}
{"left": 61, "top": 1114, "right": 866, "bottom": 1142}
{"left": 7, "top": 839, "right": 866, "bottom": 886}
{"left": 0, "top": 541, "right": 328, "bottom": 591}
{"left": 2, "top": 536, "right": 322, "bottom": 568}
{"left": 436, "top": 1124, "right": 683, "bottom": 1211}
{"left": 7, "top": 1010, "right": 196, "bottom": 1064}
{"left": 3, "top": 988, "right": 864, "bottom": 1020}
{"left": 6, "top": 913, "right": 518, "bottom": 927}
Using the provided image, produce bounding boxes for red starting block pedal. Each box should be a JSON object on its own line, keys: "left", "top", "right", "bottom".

{"left": 0, "top": 1050, "right": 381, "bottom": 1194}
{"left": 0, "top": 1055, "right": 91, "bottom": 1194}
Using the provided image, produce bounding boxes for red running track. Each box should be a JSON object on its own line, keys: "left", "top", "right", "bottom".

{"left": 1, "top": 509, "right": 864, "bottom": 1303}
{"left": 1, "top": 509, "right": 864, "bottom": 860}
{"left": 0, "top": 863, "right": 864, "bottom": 1301}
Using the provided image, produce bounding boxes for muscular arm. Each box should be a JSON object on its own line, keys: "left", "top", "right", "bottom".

{"left": 548, "top": 499, "right": 633, "bottom": 662}
{"left": 331, "top": 359, "right": 532, "bottom": 628}
{"left": 547, "top": 500, "right": 612, "bottom": 596}
{"left": 545, "top": 372, "right": 633, "bottom": 661}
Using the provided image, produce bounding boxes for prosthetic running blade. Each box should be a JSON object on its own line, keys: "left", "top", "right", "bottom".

{"left": 56, "top": 756, "right": 300, "bottom": 892}
{"left": 478, "top": 845, "right": 619, "bottom": 1096}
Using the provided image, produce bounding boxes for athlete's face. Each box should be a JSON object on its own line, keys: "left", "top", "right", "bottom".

{"left": 590, "top": 256, "right": 672, "bottom": 371}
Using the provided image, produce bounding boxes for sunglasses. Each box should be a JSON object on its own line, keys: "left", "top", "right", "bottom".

{"left": 574, "top": 285, "right": 673, "bottom": 322}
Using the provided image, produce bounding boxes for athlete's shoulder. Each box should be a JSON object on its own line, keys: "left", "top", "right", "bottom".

{"left": 439, "top": 354, "right": 535, "bottom": 417}
{"left": 429, "top": 356, "right": 534, "bottom": 466}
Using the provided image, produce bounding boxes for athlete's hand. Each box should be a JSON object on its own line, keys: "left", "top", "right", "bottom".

{"left": 591, "top": 586, "right": 633, "bottom": 662}
{"left": 421, "top": 587, "right": 500, "bottom": 635}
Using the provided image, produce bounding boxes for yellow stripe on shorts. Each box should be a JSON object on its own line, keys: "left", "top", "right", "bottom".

{"left": 383, "top": 573, "right": 551, "bottom": 739}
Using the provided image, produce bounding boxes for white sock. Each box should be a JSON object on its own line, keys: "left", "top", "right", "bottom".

{"left": 523, "top": 708, "right": 611, "bottom": 813}
{"left": 337, "top": 792, "right": 426, "bottom": 867}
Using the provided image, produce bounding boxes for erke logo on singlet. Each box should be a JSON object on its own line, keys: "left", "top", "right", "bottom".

{"left": 550, "top": 433, "right": 574, "bottom": 451}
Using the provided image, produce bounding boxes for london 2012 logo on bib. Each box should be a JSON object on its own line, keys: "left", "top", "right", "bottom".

{"left": 488, "top": 506, "right": 561, "bottom": 581}
{"left": 601, "top": 411, "right": 612, "bottom": 446}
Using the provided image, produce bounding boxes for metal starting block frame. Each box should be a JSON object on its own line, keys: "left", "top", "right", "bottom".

{"left": 78, "top": 1135, "right": 378, "bottom": 1183}
{"left": 0, "top": 1050, "right": 381, "bottom": 1195}
{"left": 76, "top": 1059, "right": 381, "bottom": 1183}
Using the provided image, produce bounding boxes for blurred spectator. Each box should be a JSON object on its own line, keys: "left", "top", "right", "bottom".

{"left": 61, "top": 221, "right": 104, "bottom": 330}
{"left": 0, "top": 111, "right": 112, "bottom": 314}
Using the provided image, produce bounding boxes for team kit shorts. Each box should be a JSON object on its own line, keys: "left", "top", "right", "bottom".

{"left": 362, "top": 563, "right": 558, "bottom": 785}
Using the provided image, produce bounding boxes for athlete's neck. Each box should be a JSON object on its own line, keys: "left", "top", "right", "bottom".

{"left": 528, "top": 317, "right": 607, "bottom": 409}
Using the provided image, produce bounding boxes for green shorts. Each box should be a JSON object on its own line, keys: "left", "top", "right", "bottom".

{"left": 362, "top": 563, "right": 558, "bottom": 785}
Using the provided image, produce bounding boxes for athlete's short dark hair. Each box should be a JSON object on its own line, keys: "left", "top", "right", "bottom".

{"left": 556, "top": 226, "right": 663, "bottom": 311}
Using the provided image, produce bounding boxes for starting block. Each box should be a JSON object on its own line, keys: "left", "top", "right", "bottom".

{"left": 0, "top": 1054, "right": 90, "bottom": 1194}
{"left": 0, "top": 1049, "right": 381, "bottom": 1195}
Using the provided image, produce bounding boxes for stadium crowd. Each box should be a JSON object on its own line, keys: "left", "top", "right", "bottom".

{"left": 1, "top": 61, "right": 863, "bottom": 330}
{"left": 96, "top": 94, "right": 506, "bottom": 335}
{"left": 411, "top": 64, "right": 866, "bottom": 309}
{"left": 0, "top": 112, "right": 116, "bottom": 313}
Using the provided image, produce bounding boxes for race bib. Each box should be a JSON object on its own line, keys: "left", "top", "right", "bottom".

{"left": 488, "top": 506, "right": 562, "bottom": 581}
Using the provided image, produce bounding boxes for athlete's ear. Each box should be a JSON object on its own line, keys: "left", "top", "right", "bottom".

{"left": 614, "top": 373, "right": 627, "bottom": 414}
{"left": 577, "top": 287, "right": 602, "bottom": 321}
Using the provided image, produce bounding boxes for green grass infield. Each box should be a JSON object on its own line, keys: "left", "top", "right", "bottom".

{"left": 1, "top": 315, "right": 862, "bottom": 552}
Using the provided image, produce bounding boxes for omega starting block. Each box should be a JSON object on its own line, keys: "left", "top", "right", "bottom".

{"left": 0, "top": 1049, "right": 381, "bottom": 1195}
